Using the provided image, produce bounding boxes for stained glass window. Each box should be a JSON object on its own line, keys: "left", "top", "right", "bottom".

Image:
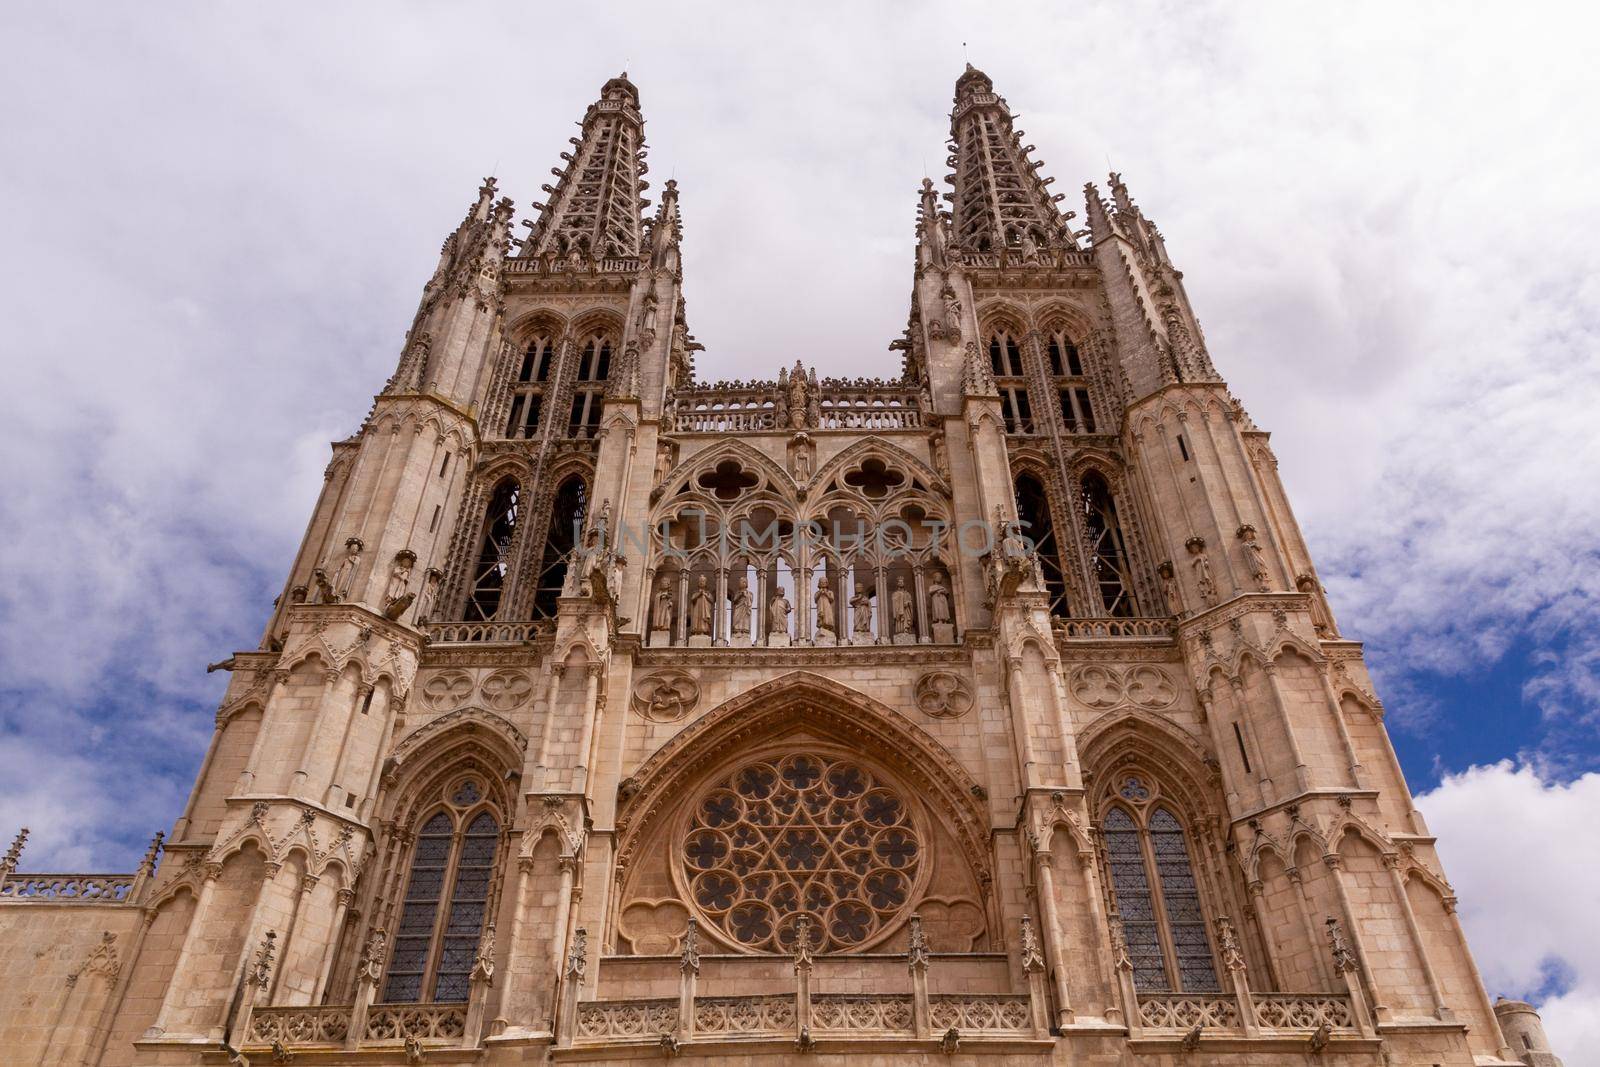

{"left": 681, "top": 754, "right": 922, "bottom": 954}
{"left": 1099, "top": 788, "right": 1220, "bottom": 993}
{"left": 382, "top": 782, "right": 500, "bottom": 1003}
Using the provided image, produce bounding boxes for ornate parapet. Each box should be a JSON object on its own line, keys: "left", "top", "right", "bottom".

{"left": 1136, "top": 990, "right": 1358, "bottom": 1043}
{"left": 426, "top": 620, "right": 544, "bottom": 645}
{"left": 0, "top": 873, "right": 136, "bottom": 903}
{"left": 669, "top": 379, "right": 924, "bottom": 434}
{"left": 244, "top": 1001, "right": 467, "bottom": 1053}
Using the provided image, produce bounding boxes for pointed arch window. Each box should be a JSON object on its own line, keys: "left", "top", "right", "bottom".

{"left": 1046, "top": 329, "right": 1095, "bottom": 433}
{"left": 464, "top": 479, "right": 519, "bottom": 621}
{"left": 564, "top": 332, "right": 613, "bottom": 439}
{"left": 1013, "top": 474, "right": 1069, "bottom": 618}
{"left": 384, "top": 777, "right": 502, "bottom": 1003}
{"left": 988, "top": 331, "right": 1032, "bottom": 434}
{"left": 505, "top": 334, "right": 554, "bottom": 439}
{"left": 1080, "top": 471, "right": 1136, "bottom": 616}
{"left": 1101, "top": 783, "right": 1218, "bottom": 993}
{"left": 532, "top": 476, "right": 588, "bottom": 618}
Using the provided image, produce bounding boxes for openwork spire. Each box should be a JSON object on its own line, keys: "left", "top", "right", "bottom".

{"left": 945, "top": 65, "right": 1075, "bottom": 254}
{"left": 521, "top": 73, "right": 649, "bottom": 260}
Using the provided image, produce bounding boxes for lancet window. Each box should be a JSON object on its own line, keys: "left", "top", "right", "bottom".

{"left": 384, "top": 776, "right": 503, "bottom": 1003}
{"left": 505, "top": 333, "right": 555, "bottom": 439}
{"left": 1080, "top": 471, "right": 1137, "bottom": 616}
{"left": 1013, "top": 473, "right": 1069, "bottom": 617}
{"left": 988, "top": 330, "right": 1033, "bottom": 435}
{"left": 1099, "top": 776, "right": 1218, "bottom": 993}
{"left": 532, "top": 476, "right": 588, "bottom": 619}
{"left": 1045, "top": 327, "right": 1096, "bottom": 433}
{"left": 463, "top": 478, "right": 520, "bottom": 621}
{"left": 566, "top": 330, "right": 613, "bottom": 439}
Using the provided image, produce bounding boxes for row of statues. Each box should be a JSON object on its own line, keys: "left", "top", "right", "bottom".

{"left": 650, "top": 571, "right": 953, "bottom": 642}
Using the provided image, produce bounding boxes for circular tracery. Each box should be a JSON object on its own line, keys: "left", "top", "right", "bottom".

{"left": 679, "top": 753, "right": 923, "bottom": 954}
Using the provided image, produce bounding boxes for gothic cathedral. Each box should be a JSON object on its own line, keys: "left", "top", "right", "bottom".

{"left": 0, "top": 68, "right": 1566, "bottom": 1067}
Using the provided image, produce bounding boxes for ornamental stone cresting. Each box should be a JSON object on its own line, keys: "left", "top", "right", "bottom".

{"left": 0, "top": 67, "right": 1565, "bottom": 1067}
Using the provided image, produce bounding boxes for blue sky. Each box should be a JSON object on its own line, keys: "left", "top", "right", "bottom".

{"left": 2, "top": 0, "right": 1597, "bottom": 1055}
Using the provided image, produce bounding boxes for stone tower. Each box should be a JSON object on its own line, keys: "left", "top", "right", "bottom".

{"left": 0, "top": 68, "right": 1560, "bottom": 1067}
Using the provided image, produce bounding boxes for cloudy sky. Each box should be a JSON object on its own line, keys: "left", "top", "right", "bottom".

{"left": 3, "top": 1, "right": 1597, "bottom": 1054}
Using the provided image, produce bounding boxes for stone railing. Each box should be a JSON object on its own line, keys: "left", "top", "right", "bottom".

{"left": 576, "top": 998, "right": 680, "bottom": 1040}
{"left": 1054, "top": 617, "right": 1174, "bottom": 640}
{"left": 957, "top": 249, "right": 1095, "bottom": 270}
{"left": 669, "top": 382, "right": 923, "bottom": 434}
{"left": 425, "top": 620, "right": 541, "bottom": 645}
{"left": 504, "top": 256, "right": 643, "bottom": 275}
{"left": 691, "top": 994, "right": 796, "bottom": 1037}
{"left": 1251, "top": 992, "right": 1355, "bottom": 1032}
{"left": 0, "top": 874, "right": 135, "bottom": 902}
{"left": 247, "top": 1005, "right": 351, "bottom": 1047}
{"left": 812, "top": 993, "right": 915, "bottom": 1033}
{"left": 245, "top": 1003, "right": 467, "bottom": 1052}
{"left": 1136, "top": 991, "right": 1355, "bottom": 1036}
{"left": 927, "top": 994, "right": 1035, "bottom": 1034}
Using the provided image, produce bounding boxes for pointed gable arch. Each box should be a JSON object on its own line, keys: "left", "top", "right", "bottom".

{"left": 655, "top": 438, "right": 796, "bottom": 509}
{"left": 807, "top": 438, "right": 950, "bottom": 500}
{"left": 615, "top": 670, "right": 991, "bottom": 892}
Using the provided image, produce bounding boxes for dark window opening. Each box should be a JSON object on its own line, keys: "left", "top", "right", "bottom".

{"left": 464, "top": 479, "right": 519, "bottom": 622}
{"left": 1233, "top": 722, "right": 1252, "bottom": 773}
{"left": 1081, "top": 471, "right": 1137, "bottom": 617}
{"left": 1177, "top": 434, "right": 1190, "bottom": 461}
{"left": 532, "top": 477, "right": 588, "bottom": 618}
{"left": 1013, "top": 473, "right": 1069, "bottom": 618}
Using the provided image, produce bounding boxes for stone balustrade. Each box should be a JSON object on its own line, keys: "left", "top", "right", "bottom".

{"left": 0, "top": 874, "right": 136, "bottom": 902}
{"left": 424, "top": 620, "right": 542, "bottom": 645}
{"left": 244, "top": 1002, "right": 467, "bottom": 1052}
{"left": 1053, "top": 617, "right": 1175, "bottom": 640}
{"left": 1136, "top": 991, "right": 1356, "bottom": 1036}
{"left": 504, "top": 256, "right": 643, "bottom": 275}
{"left": 669, "top": 382, "right": 923, "bottom": 434}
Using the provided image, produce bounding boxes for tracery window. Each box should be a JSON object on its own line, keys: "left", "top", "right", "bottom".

{"left": 1080, "top": 471, "right": 1137, "bottom": 616}
{"left": 384, "top": 776, "right": 502, "bottom": 1003}
{"left": 505, "top": 334, "right": 554, "bottom": 438}
{"left": 1045, "top": 328, "right": 1096, "bottom": 433}
{"left": 1013, "top": 473, "right": 1069, "bottom": 618}
{"left": 464, "top": 478, "right": 520, "bottom": 621}
{"left": 565, "top": 332, "right": 612, "bottom": 439}
{"left": 680, "top": 753, "right": 924, "bottom": 954}
{"left": 532, "top": 476, "right": 588, "bottom": 618}
{"left": 1100, "top": 777, "right": 1218, "bottom": 993}
{"left": 988, "top": 331, "right": 1033, "bottom": 435}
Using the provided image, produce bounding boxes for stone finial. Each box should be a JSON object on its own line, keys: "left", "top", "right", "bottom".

{"left": 907, "top": 913, "right": 931, "bottom": 973}
{"left": 1325, "top": 916, "right": 1357, "bottom": 974}
{"left": 1216, "top": 915, "right": 1245, "bottom": 973}
{"left": 1, "top": 827, "right": 29, "bottom": 875}
{"left": 247, "top": 930, "right": 277, "bottom": 988}
{"left": 791, "top": 915, "right": 815, "bottom": 972}
{"left": 357, "top": 928, "right": 388, "bottom": 985}
{"left": 680, "top": 917, "right": 701, "bottom": 975}
{"left": 471, "top": 923, "right": 496, "bottom": 984}
{"left": 567, "top": 927, "right": 589, "bottom": 979}
{"left": 1019, "top": 915, "right": 1044, "bottom": 974}
{"left": 137, "top": 831, "right": 165, "bottom": 877}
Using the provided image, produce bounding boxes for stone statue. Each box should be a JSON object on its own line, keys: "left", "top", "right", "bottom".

{"left": 689, "top": 574, "right": 713, "bottom": 635}
{"left": 814, "top": 581, "right": 836, "bottom": 636}
{"left": 641, "top": 292, "right": 658, "bottom": 338}
{"left": 1298, "top": 573, "right": 1335, "bottom": 637}
{"left": 928, "top": 576, "right": 952, "bottom": 625}
{"left": 1186, "top": 537, "right": 1216, "bottom": 606}
{"left": 651, "top": 578, "right": 675, "bottom": 632}
{"left": 413, "top": 567, "right": 443, "bottom": 624}
{"left": 786, "top": 360, "right": 808, "bottom": 430}
{"left": 942, "top": 287, "right": 962, "bottom": 333}
{"left": 891, "top": 576, "right": 914, "bottom": 635}
{"left": 851, "top": 586, "right": 874, "bottom": 635}
{"left": 1238, "top": 525, "right": 1271, "bottom": 591}
{"left": 768, "top": 588, "right": 791, "bottom": 636}
{"left": 383, "top": 550, "right": 416, "bottom": 620}
{"left": 729, "top": 577, "right": 752, "bottom": 637}
{"left": 329, "top": 537, "right": 363, "bottom": 602}
{"left": 1158, "top": 561, "right": 1183, "bottom": 617}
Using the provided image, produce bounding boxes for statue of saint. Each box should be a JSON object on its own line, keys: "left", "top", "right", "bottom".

{"left": 814, "top": 581, "right": 836, "bottom": 636}
{"left": 928, "top": 576, "right": 952, "bottom": 624}
{"left": 689, "top": 574, "right": 713, "bottom": 635}
{"left": 891, "top": 576, "right": 914, "bottom": 635}
{"left": 1159, "top": 562, "right": 1183, "bottom": 616}
{"left": 786, "top": 360, "right": 808, "bottom": 430}
{"left": 768, "top": 588, "right": 792, "bottom": 636}
{"left": 651, "top": 578, "right": 675, "bottom": 631}
{"left": 729, "top": 577, "right": 753, "bottom": 637}
{"left": 413, "top": 568, "right": 443, "bottom": 624}
{"left": 330, "top": 537, "right": 363, "bottom": 601}
{"left": 1239, "top": 528, "right": 1271, "bottom": 590}
{"left": 1187, "top": 539, "right": 1216, "bottom": 606}
{"left": 851, "top": 586, "right": 874, "bottom": 634}
{"left": 942, "top": 287, "right": 962, "bottom": 333}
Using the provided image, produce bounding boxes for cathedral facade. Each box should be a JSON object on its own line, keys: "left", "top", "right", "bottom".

{"left": 0, "top": 69, "right": 1566, "bottom": 1067}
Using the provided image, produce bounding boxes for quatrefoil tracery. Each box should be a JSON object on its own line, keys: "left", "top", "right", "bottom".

{"left": 679, "top": 754, "right": 924, "bottom": 954}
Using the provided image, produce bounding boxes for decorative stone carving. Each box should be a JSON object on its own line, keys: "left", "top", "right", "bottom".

{"left": 813, "top": 582, "right": 836, "bottom": 639}
{"left": 728, "top": 577, "right": 752, "bottom": 640}
{"left": 420, "top": 670, "right": 475, "bottom": 711}
{"left": 318, "top": 536, "right": 363, "bottom": 603}
{"left": 383, "top": 549, "right": 416, "bottom": 620}
{"left": 1237, "top": 524, "right": 1270, "bottom": 592}
{"left": 631, "top": 670, "right": 700, "bottom": 723}
{"left": 891, "top": 576, "right": 915, "bottom": 640}
{"left": 767, "top": 588, "right": 791, "bottom": 637}
{"left": 1185, "top": 536, "right": 1216, "bottom": 606}
{"left": 412, "top": 567, "right": 443, "bottom": 625}
{"left": 914, "top": 671, "right": 974, "bottom": 719}
{"left": 1157, "top": 560, "right": 1183, "bottom": 616}
{"left": 1068, "top": 665, "right": 1176, "bottom": 710}
{"left": 479, "top": 669, "right": 533, "bottom": 712}
{"left": 689, "top": 575, "right": 714, "bottom": 637}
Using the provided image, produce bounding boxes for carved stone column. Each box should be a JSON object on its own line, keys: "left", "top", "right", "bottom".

{"left": 907, "top": 914, "right": 931, "bottom": 1039}
{"left": 557, "top": 927, "right": 587, "bottom": 1048}
{"left": 1019, "top": 916, "right": 1051, "bottom": 1039}
{"left": 677, "top": 918, "right": 700, "bottom": 1040}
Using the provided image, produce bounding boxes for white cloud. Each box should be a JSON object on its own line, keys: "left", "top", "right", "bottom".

{"left": 1418, "top": 762, "right": 1600, "bottom": 1059}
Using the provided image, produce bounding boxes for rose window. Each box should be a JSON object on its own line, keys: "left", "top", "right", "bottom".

{"left": 679, "top": 754, "right": 924, "bottom": 954}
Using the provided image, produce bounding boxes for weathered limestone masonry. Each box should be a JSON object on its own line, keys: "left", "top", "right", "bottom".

{"left": 0, "top": 68, "right": 1565, "bottom": 1067}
